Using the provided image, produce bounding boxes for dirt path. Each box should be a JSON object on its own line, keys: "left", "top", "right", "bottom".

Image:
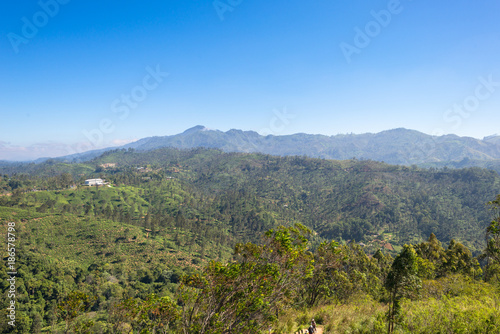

{"left": 292, "top": 327, "right": 323, "bottom": 334}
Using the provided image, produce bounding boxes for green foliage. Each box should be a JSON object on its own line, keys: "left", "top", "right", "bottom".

{"left": 111, "top": 294, "right": 179, "bottom": 333}
{"left": 1, "top": 149, "right": 500, "bottom": 333}
{"left": 179, "top": 224, "right": 313, "bottom": 334}
{"left": 301, "top": 240, "right": 342, "bottom": 307}
{"left": 385, "top": 245, "right": 421, "bottom": 333}
{"left": 400, "top": 294, "right": 500, "bottom": 333}
{"left": 416, "top": 233, "right": 483, "bottom": 280}
{"left": 0, "top": 206, "right": 227, "bottom": 334}
{"left": 442, "top": 239, "right": 482, "bottom": 278}
{"left": 57, "top": 291, "right": 95, "bottom": 333}
{"left": 2, "top": 147, "right": 500, "bottom": 253}
{"left": 484, "top": 194, "right": 500, "bottom": 281}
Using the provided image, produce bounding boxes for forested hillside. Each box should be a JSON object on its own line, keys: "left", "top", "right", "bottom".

{"left": 2, "top": 148, "right": 500, "bottom": 332}
{"left": 2, "top": 147, "right": 500, "bottom": 253}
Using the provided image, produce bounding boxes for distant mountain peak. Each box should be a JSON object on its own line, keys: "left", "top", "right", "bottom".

{"left": 182, "top": 125, "right": 207, "bottom": 135}
{"left": 484, "top": 134, "right": 500, "bottom": 145}
{"left": 484, "top": 134, "right": 499, "bottom": 140}
{"left": 380, "top": 128, "right": 417, "bottom": 134}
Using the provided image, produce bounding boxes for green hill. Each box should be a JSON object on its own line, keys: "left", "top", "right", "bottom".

{"left": 2, "top": 148, "right": 500, "bottom": 332}
{"left": 3, "top": 147, "right": 500, "bottom": 254}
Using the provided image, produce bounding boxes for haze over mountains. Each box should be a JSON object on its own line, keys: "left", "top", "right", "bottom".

{"left": 33, "top": 126, "right": 500, "bottom": 170}
{"left": 125, "top": 126, "right": 500, "bottom": 164}
{"left": 5, "top": 127, "right": 500, "bottom": 172}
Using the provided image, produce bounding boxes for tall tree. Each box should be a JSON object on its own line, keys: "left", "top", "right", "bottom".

{"left": 301, "top": 240, "right": 341, "bottom": 307}
{"left": 484, "top": 194, "right": 500, "bottom": 281}
{"left": 385, "top": 245, "right": 421, "bottom": 334}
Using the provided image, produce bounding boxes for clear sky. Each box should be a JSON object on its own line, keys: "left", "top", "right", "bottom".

{"left": 1, "top": 0, "right": 500, "bottom": 160}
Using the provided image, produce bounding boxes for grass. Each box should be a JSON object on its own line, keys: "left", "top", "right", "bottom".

{"left": 399, "top": 295, "right": 500, "bottom": 333}
{"left": 274, "top": 294, "right": 386, "bottom": 334}
{"left": 274, "top": 276, "right": 500, "bottom": 334}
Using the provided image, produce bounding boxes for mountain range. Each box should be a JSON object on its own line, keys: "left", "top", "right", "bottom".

{"left": 40, "top": 126, "right": 499, "bottom": 172}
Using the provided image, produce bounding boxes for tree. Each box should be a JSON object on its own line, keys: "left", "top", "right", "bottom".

{"left": 30, "top": 312, "right": 43, "bottom": 334}
{"left": 328, "top": 243, "right": 382, "bottom": 302}
{"left": 415, "top": 233, "right": 445, "bottom": 278}
{"left": 144, "top": 211, "right": 152, "bottom": 229}
{"left": 57, "top": 291, "right": 95, "bottom": 334}
{"left": 373, "top": 248, "right": 393, "bottom": 285}
{"left": 485, "top": 194, "right": 500, "bottom": 281}
{"left": 442, "top": 239, "right": 482, "bottom": 278}
{"left": 416, "top": 233, "right": 445, "bottom": 262}
{"left": 385, "top": 245, "right": 421, "bottom": 334}
{"left": 112, "top": 294, "right": 179, "bottom": 333}
{"left": 301, "top": 240, "right": 341, "bottom": 307}
{"left": 179, "top": 224, "right": 313, "bottom": 334}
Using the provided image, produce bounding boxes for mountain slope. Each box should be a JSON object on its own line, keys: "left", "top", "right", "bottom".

{"left": 123, "top": 127, "right": 500, "bottom": 166}
{"left": 4, "top": 147, "right": 499, "bottom": 253}
{"left": 16, "top": 127, "right": 500, "bottom": 173}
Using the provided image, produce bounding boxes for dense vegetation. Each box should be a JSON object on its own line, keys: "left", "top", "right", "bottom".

{"left": 3, "top": 147, "right": 499, "bottom": 252}
{"left": 1, "top": 148, "right": 500, "bottom": 333}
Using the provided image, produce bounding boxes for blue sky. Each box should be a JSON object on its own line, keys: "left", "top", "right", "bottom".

{"left": 1, "top": 0, "right": 500, "bottom": 160}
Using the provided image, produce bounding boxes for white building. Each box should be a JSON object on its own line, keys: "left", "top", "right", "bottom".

{"left": 85, "top": 178, "right": 104, "bottom": 186}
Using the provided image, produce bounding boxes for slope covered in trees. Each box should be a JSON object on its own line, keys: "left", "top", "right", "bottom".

{"left": 2, "top": 148, "right": 500, "bottom": 332}
{"left": 2, "top": 147, "right": 500, "bottom": 253}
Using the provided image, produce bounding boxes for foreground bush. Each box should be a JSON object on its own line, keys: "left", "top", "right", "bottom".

{"left": 399, "top": 295, "right": 500, "bottom": 333}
